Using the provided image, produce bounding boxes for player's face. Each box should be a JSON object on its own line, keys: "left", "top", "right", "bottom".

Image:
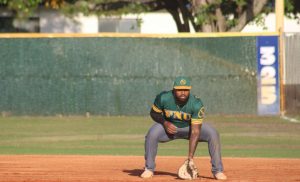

{"left": 174, "top": 89, "right": 190, "bottom": 103}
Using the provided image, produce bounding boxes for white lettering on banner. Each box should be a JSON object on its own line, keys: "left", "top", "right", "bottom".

{"left": 260, "top": 47, "right": 277, "bottom": 105}
{"left": 261, "top": 86, "right": 276, "bottom": 104}
{"left": 260, "top": 47, "right": 276, "bottom": 65}
{"left": 261, "top": 66, "right": 276, "bottom": 85}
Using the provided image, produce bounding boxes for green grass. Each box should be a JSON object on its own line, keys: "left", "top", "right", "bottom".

{"left": 0, "top": 115, "right": 299, "bottom": 158}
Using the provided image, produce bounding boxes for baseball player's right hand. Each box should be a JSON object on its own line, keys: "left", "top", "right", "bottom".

{"left": 163, "top": 121, "right": 177, "bottom": 134}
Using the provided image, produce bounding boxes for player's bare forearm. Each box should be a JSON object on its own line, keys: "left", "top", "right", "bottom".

{"left": 150, "top": 109, "right": 177, "bottom": 134}
{"left": 188, "top": 124, "right": 202, "bottom": 159}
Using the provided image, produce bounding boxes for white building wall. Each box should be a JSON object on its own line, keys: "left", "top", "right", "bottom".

{"left": 138, "top": 13, "right": 178, "bottom": 33}
{"left": 39, "top": 10, "right": 98, "bottom": 33}
{"left": 39, "top": 11, "right": 179, "bottom": 33}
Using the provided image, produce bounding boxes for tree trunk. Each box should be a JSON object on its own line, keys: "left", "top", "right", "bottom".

{"left": 215, "top": 7, "right": 226, "bottom": 32}
{"left": 229, "top": 0, "right": 269, "bottom": 32}
{"left": 162, "top": 0, "right": 190, "bottom": 32}
{"left": 177, "top": 0, "right": 191, "bottom": 32}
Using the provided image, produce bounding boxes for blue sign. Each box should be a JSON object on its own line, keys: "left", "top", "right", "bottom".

{"left": 257, "top": 36, "right": 280, "bottom": 115}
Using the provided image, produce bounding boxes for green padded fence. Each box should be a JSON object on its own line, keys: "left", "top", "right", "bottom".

{"left": 0, "top": 36, "right": 257, "bottom": 116}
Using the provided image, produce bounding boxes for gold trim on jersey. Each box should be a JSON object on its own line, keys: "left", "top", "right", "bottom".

{"left": 152, "top": 105, "right": 162, "bottom": 113}
{"left": 191, "top": 119, "right": 203, "bottom": 125}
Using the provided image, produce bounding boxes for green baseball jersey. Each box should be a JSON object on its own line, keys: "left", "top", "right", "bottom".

{"left": 152, "top": 90, "right": 204, "bottom": 128}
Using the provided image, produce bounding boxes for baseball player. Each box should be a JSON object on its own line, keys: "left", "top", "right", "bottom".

{"left": 140, "top": 76, "right": 227, "bottom": 180}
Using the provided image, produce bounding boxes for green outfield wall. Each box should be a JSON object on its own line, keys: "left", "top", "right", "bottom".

{"left": 0, "top": 35, "right": 258, "bottom": 115}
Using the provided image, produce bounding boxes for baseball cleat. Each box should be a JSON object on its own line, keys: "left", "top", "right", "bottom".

{"left": 214, "top": 172, "right": 227, "bottom": 180}
{"left": 140, "top": 168, "right": 154, "bottom": 178}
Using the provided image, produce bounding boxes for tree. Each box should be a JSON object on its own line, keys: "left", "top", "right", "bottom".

{"left": 0, "top": 0, "right": 299, "bottom": 32}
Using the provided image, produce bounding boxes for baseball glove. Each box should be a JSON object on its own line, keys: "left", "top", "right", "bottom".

{"left": 178, "top": 159, "right": 199, "bottom": 180}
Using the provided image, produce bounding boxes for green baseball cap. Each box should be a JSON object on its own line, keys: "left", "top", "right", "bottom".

{"left": 173, "top": 76, "right": 192, "bottom": 90}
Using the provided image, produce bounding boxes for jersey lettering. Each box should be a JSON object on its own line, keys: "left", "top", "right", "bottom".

{"left": 164, "top": 110, "right": 191, "bottom": 121}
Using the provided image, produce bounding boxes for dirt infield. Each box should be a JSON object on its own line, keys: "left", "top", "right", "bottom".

{"left": 0, "top": 155, "right": 300, "bottom": 182}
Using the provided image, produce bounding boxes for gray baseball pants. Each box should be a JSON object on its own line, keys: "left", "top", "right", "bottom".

{"left": 144, "top": 122, "right": 224, "bottom": 174}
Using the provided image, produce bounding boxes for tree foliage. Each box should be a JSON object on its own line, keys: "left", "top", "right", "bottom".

{"left": 0, "top": 0, "right": 299, "bottom": 32}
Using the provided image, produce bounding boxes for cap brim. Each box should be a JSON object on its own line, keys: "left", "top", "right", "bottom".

{"left": 173, "top": 86, "right": 192, "bottom": 90}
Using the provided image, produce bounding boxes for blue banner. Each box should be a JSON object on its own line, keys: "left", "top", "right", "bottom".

{"left": 257, "top": 36, "right": 280, "bottom": 115}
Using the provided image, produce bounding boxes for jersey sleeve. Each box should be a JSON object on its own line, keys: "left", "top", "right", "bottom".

{"left": 191, "top": 98, "right": 205, "bottom": 125}
{"left": 151, "top": 92, "right": 165, "bottom": 113}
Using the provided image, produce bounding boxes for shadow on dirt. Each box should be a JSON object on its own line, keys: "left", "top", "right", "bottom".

{"left": 123, "top": 169, "right": 214, "bottom": 180}
{"left": 123, "top": 169, "right": 177, "bottom": 177}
